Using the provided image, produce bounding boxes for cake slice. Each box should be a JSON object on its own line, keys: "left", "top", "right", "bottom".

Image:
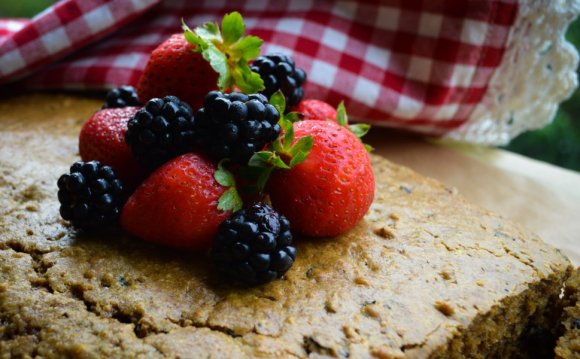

{"left": 0, "top": 94, "right": 573, "bottom": 358}
{"left": 556, "top": 268, "right": 580, "bottom": 358}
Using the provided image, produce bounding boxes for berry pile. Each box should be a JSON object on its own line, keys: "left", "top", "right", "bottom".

{"left": 57, "top": 12, "right": 374, "bottom": 287}
{"left": 57, "top": 161, "right": 125, "bottom": 229}
{"left": 103, "top": 86, "right": 141, "bottom": 109}
{"left": 125, "top": 96, "right": 195, "bottom": 169}
{"left": 211, "top": 203, "right": 295, "bottom": 285}
{"left": 78, "top": 106, "right": 146, "bottom": 189}
{"left": 250, "top": 54, "right": 306, "bottom": 109}
{"left": 193, "top": 91, "right": 280, "bottom": 164}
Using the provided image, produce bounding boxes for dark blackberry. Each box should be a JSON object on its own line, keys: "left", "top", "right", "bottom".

{"left": 103, "top": 86, "right": 141, "bottom": 109}
{"left": 193, "top": 91, "right": 280, "bottom": 164}
{"left": 250, "top": 53, "right": 307, "bottom": 109}
{"left": 57, "top": 161, "right": 126, "bottom": 230}
{"left": 211, "top": 203, "right": 296, "bottom": 285}
{"left": 125, "top": 96, "right": 195, "bottom": 169}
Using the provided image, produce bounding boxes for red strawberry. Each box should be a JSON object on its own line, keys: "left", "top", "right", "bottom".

{"left": 268, "top": 120, "right": 374, "bottom": 237}
{"left": 137, "top": 33, "right": 218, "bottom": 110}
{"left": 79, "top": 107, "right": 147, "bottom": 189}
{"left": 120, "top": 153, "right": 231, "bottom": 250}
{"left": 295, "top": 99, "right": 337, "bottom": 122}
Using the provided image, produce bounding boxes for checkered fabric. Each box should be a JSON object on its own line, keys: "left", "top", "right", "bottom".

{"left": 0, "top": 0, "right": 518, "bottom": 137}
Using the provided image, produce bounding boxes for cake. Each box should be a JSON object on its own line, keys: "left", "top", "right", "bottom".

{"left": 556, "top": 268, "right": 580, "bottom": 358}
{"left": 0, "top": 93, "right": 573, "bottom": 358}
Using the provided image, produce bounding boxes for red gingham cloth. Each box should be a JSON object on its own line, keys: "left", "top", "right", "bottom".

{"left": 0, "top": 0, "right": 518, "bottom": 137}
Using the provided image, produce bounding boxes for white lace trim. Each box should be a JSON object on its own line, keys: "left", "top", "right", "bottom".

{"left": 444, "top": 0, "right": 580, "bottom": 145}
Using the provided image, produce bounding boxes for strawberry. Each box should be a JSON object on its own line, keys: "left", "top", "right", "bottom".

{"left": 267, "top": 120, "right": 375, "bottom": 237}
{"left": 79, "top": 107, "right": 147, "bottom": 189}
{"left": 138, "top": 12, "right": 267, "bottom": 110}
{"left": 120, "top": 153, "right": 241, "bottom": 250}
{"left": 295, "top": 99, "right": 337, "bottom": 122}
{"left": 136, "top": 34, "right": 218, "bottom": 110}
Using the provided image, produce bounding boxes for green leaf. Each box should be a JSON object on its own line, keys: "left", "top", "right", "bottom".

{"left": 333, "top": 100, "right": 372, "bottom": 151}
{"left": 349, "top": 123, "right": 370, "bottom": 139}
{"left": 336, "top": 101, "right": 348, "bottom": 126}
{"left": 248, "top": 151, "right": 289, "bottom": 169}
{"left": 283, "top": 119, "right": 294, "bottom": 151}
{"left": 289, "top": 151, "right": 308, "bottom": 168}
{"left": 214, "top": 160, "right": 235, "bottom": 187}
{"left": 288, "top": 135, "right": 313, "bottom": 167}
{"left": 221, "top": 12, "right": 244, "bottom": 44}
{"left": 182, "top": 22, "right": 204, "bottom": 49}
{"left": 231, "top": 63, "right": 264, "bottom": 93}
{"left": 269, "top": 91, "right": 286, "bottom": 115}
{"left": 271, "top": 136, "right": 284, "bottom": 153}
{"left": 256, "top": 167, "right": 273, "bottom": 193}
{"left": 231, "top": 36, "right": 262, "bottom": 60}
{"left": 271, "top": 155, "right": 290, "bottom": 169}
{"left": 248, "top": 151, "right": 272, "bottom": 167}
{"left": 288, "top": 135, "right": 313, "bottom": 157}
{"left": 364, "top": 143, "right": 374, "bottom": 153}
{"left": 202, "top": 46, "right": 230, "bottom": 90}
{"left": 195, "top": 21, "right": 221, "bottom": 43}
{"left": 285, "top": 112, "right": 301, "bottom": 123}
{"left": 214, "top": 160, "right": 243, "bottom": 212}
{"left": 217, "top": 187, "right": 243, "bottom": 212}
{"left": 183, "top": 12, "right": 264, "bottom": 93}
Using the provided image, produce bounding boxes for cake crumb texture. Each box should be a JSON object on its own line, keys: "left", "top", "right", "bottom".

{"left": 555, "top": 268, "right": 580, "bottom": 358}
{"left": 0, "top": 94, "right": 573, "bottom": 358}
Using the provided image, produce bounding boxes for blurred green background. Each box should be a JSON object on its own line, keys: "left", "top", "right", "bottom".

{"left": 504, "top": 19, "right": 580, "bottom": 172}
{"left": 1, "top": 1, "right": 579, "bottom": 172}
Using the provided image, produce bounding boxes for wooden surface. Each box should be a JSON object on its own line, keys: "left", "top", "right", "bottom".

{"left": 367, "top": 130, "right": 580, "bottom": 266}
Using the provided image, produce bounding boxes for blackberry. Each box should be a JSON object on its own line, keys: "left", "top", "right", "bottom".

{"left": 193, "top": 91, "right": 280, "bottom": 164}
{"left": 103, "top": 86, "right": 141, "bottom": 109}
{"left": 57, "top": 161, "right": 126, "bottom": 229}
{"left": 125, "top": 96, "right": 195, "bottom": 169}
{"left": 250, "top": 53, "right": 306, "bottom": 109}
{"left": 211, "top": 203, "right": 296, "bottom": 285}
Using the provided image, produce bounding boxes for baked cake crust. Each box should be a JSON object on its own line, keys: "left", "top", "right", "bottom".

{"left": 0, "top": 94, "right": 573, "bottom": 358}
{"left": 556, "top": 268, "right": 580, "bottom": 359}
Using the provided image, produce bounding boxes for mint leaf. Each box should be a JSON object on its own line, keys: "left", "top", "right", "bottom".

{"left": 221, "top": 12, "right": 244, "bottom": 44}
{"left": 336, "top": 101, "right": 348, "bottom": 126}
{"left": 217, "top": 187, "right": 243, "bottom": 212}
{"left": 183, "top": 12, "right": 264, "bottom": 93}
{"left": 349, "top": 123, "right": 370, "bottom": 139}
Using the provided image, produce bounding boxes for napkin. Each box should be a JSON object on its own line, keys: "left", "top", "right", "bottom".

{"left": 0, "top": 0, "right": 577, "bottom": 144}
